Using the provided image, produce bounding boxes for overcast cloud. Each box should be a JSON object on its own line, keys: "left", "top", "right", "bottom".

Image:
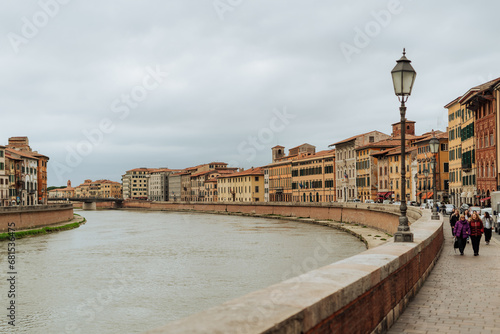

{"left": 1, "top": 0, "right": 500, "bottom": 186}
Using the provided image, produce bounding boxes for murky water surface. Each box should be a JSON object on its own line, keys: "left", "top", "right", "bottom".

{"left": 0, "top": 210, "right": 365, "bottom": 333}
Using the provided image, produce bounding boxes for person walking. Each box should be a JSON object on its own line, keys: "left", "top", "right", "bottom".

{"left": 450, "top": 209, "right": 460, "bottom": 237}
{"left": 464, "top": 209, "right": 471, "bottom": 220}
{"left": 469, "top": 212, "right": 484, "bottom": 256}
{"left": 454, "top": 214, "right": 470, "bottom": 255}
{"left": 482, "top": 211, "right": 493, "bottom": 245}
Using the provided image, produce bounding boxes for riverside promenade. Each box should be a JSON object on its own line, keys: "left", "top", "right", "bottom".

{"left": 389, "top": 217, "right": 500, "bottom": 333}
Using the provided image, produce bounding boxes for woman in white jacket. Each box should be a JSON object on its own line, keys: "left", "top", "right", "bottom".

{"left": 482, "top": 211, "right": 493, "bottom": 245}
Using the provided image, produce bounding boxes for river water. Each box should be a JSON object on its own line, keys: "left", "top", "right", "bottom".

{"left": 0, "top": 210, "right": 365, "bottom": 333}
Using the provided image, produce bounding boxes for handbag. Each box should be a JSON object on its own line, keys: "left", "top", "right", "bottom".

{"left": 453, "top": 237, "right": 459, "bottom": 250}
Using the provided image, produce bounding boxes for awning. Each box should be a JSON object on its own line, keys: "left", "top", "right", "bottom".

{"left": 385, "top": 191, "right": 393, "bottom": 198}
{"left": 377, "top": 192, "right": 387, "bottom": 198}
{"left": 461, "top": 192, "right": 466, "bottom": 197}
{"left": 480, "top": 197, "right": 491, "bottom": 202}
{"left": 417, "top": 192, "right": 422, "bottom": 197}
{"left": 467, "top": 192, "right": 472, "bottom": 198}
{"left": 422, "top": 192, "right": 433, "bottom": 200}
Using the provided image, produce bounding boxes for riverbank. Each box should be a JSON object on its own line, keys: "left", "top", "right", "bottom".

{"left": 119, "top": 207, "right": 390, "bottom": 249}
{"left": 0, "top": 214, "right": 86, "bottom": 241}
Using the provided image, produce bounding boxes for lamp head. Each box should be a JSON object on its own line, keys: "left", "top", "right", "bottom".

{"left": 391, "top": 48, "right": 417, "bottom": 99}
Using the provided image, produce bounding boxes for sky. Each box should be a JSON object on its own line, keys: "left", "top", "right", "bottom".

{"left": 1, "top": 0, "right": 500, "bottom": 187}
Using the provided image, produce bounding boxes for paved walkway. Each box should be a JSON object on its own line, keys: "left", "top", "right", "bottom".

{"left": 388, "top": 218, "right": 500, "bottom": 333}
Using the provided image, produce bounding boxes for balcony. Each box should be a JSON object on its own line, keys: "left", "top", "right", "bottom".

{"left": 462, "top": 162, "right": 472, "bottom": 172}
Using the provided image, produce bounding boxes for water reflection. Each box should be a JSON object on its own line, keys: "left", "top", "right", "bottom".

{"left": 0, "top": 210, "right": 365, "bottom": 333}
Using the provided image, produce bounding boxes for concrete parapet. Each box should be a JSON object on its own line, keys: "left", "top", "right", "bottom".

{"left": 125, "top": 202, "right": 443, "bottom": 334}
{"left": 0, "top": 204, "right": 74, "bottom": 232}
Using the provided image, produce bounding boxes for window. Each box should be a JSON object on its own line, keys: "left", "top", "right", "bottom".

{"left": 444, "top": 163, "right": 449, "bottom": 173}
{"left": 369, "top": 136, "right": 374, "bottom": 143}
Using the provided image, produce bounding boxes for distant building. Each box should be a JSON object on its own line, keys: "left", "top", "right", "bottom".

{"left": 168, "top": 172, "right": 183, "bottom": 202}
{"left": 121, "top": 168, "right": 152, "bottom": 200}
{"left": 48, "top": 180, "right": 75, "bottom": 199}
{"left": 148, "top": 168, "right": 180, "bottom": 201}
{"left": 291, "top": 149, "right": 336, "bottom": 203}
{"left": 330, "top": 131, "right": 391, "bottom": 202}
{"left": 0, "top": 146, "right": 8, "bottom": 206}
{"left": 2, "top": 136, "right": 49, "bottom": 206}
{"left": 217, "top": 167, "right": 265, "bottom": 202}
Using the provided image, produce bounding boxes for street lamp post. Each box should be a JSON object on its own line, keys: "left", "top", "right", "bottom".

{"left": 423, "top": 168, "right": 430, "bottom": 205}
{"left": 391, "top": 48, "right": 416, "bottom": 242}
{"left": 429, "top": 136, "right": 440, "bottom": 220}
{"left": 414, "top": 173, "right": 418, "bottom": 203}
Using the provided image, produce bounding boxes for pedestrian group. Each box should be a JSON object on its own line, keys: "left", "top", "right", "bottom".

{"left": 450, "top": 208, "right": 492, "bottom": 256}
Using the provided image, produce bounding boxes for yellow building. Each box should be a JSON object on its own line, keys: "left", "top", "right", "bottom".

{"left": 74, "top": 179, "right": 91, "bottom": 198}
{"left": 446, "top": 97, "right": 464, "bottom": 206}
{"left": 290, "top": 149, "right": 335, "bottom": 203}
{"left": 413, "top": 131, "right": 449, "bottom": 204}
{"left": 460, "top": 106, "right": 476, "bottom": 206}
{"left": 217, "top": 167, "right": 265, "bottom": 202}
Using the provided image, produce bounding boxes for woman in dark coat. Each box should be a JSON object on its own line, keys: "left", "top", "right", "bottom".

{"left": 469, "top": 212, "right": 484, "bottom": 256}
{"left": 454, "top": 214, "right": 470, "bottom": 255}
{"left": 449, "top": 209, "right": 459, "bottom": 237}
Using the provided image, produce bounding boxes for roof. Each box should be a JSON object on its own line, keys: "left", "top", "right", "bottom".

{"left": 218, "top": 167, "right": 264, "bottom": 178}
{"left": 355, "top": 138, "right": 400, "bottom": 151}
{"left": 291, "top": 149, "right": 335, "bottom": 162}
{"left": 149, "top": 168, "right": 182, "bottom": 174}
{"left": 372, "top": 145, "right": 417, "bottom": 157}
{"left": 458, "top": 77, "right": 500, "bottom": 105}
{"left": 5, "top": 148, "right": 39, "bottom": 160}
{"left": 289, "top": 143, "right": 314, "bottom": 150}
{"left": 329, "top": 130, "right": 387, "bottom": 147}
{"left": 126, "top": 167, "right": 154, "bottom": 173}
{"left": 272, "top": 145, "right": 285, "bottom": 149}
{"left": 444, "top": 96, "right": 462, "bottom": 109}
{"left": 411, "top": 130, "right": 446, "bottom": 145}
{"left": 391, "top": 120, "right": 416, "bottom": 126}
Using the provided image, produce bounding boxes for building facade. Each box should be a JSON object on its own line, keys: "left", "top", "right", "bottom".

{"left": 217, "top": 167, "right": 265, "bottom": 202}
{"left": 331, "top": 131, "right": 391, "bottom": 202}
{"left": 0, "top": 146, "right": 8, "bottom": 206}
{"left": 290, "top": 149, "right": 335, "bottom": 203}
{"left": 446, "top": 97, "right": 464, "bottom": 206}
{"left": 121, "top": 168, "right": 151, "bottom": 200}
{"left": 460, "top": 78, "right": 500, "bottom": 206}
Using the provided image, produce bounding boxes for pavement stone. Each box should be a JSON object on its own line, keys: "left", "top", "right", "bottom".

{"left": 388, "top": 216, "right": 500, "bottom": 333}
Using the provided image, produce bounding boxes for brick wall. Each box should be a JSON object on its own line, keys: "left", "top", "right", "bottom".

{"left": 123, "top": 201, "right": 405, "bottom": 234}
{"left": 0, "top": 204, "right": 74, "bottom": 232}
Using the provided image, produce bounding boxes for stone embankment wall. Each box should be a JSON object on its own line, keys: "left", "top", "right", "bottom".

{"left": 121, "top": 201, "right": 443, "bottom": 334}
{"left": 122, "top": 201, "right": 423, "bottom": 234}
{"left": 0, "top": 204, "right": 74, "bottom": 232}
